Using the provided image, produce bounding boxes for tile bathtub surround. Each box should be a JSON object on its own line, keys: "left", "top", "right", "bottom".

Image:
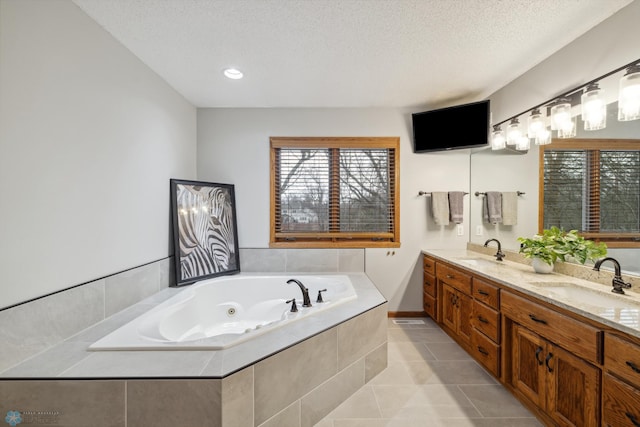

{"left": 0, "top": 302, "right": 388, "bottom": 427}
{"left": 0, "top": 257, "right": 173, "bottom": 373}
{"left": 239, "top": 248, "right": 365, "bottom": 273}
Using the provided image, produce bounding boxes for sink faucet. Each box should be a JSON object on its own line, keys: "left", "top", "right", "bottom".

{"left": 484, "top": 238, "right": 505, "bottom": 261}
{"left": 593, "top": 257, "right": 632, "bottom": 294}
{"left": 287, "top": 279, "right": 312, "bottom": 307}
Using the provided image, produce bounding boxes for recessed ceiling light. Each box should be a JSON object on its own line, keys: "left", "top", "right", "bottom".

{"left": 223, "top": 68, "right": 243, "bottom": 80}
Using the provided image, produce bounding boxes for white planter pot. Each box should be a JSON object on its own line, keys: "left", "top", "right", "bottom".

{"left": 532, "top": 257, "right": 554, "bottom": 274}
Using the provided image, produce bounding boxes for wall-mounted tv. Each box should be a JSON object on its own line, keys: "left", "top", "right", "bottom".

{"left": 412, "top": 100, "right": 490, "bottom": 153}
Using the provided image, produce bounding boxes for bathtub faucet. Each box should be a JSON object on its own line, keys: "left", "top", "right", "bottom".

{"left": 287, "top": 279, "right": 312, "bottom": 307}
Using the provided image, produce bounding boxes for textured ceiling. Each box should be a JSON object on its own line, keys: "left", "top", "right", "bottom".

{"left": 72, "top": 0, "right": 632, "bottom": 109}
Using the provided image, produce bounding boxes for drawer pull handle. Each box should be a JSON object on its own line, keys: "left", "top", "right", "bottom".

{"left": 477, "top": 290, "right": 490, "bottom": 296}
{"left": 626, "top": 412, "right": 640, "bottom": 427}
{"left": 425, "top": 282, "right": 432, "bottom": 287}
{"left": 529, "top": 314, "right": 548, "bottom": 325}
{"left": 626, "top": 361, "right": 640, "bottom": 374}
{"left": 535, "top": 346, "right": 544, "bottom": 366}
{"left": 545, "top": 352, "right": 554, "bottom": 372}
{"left": 477, "top": 316, "right": 489, "bottom": 324}
{"left": 446, "top": 274, "right": 454, "bottom": 279}
{"left": 477, "top": 346, "right": 489, "bottom": 356}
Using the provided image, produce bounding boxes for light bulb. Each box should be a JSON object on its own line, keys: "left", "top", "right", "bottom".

{"left": 491, "top": 126, "right": 506, "bottom": 150}
{"left": 581, "top": 83, "right": 606, "bottom": 130}
{"left": 506, "top": 118, "right": 521, "bottom": 146}
{"left": 618, "top": 64, "right": 640, "bottom": 121}
{"left": 550, "top": 99, "right": 573, "bottom": 131}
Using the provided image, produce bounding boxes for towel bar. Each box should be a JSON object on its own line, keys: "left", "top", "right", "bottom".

{"left": 474, "top": 191, "right": 525, "bottom": 197}
{"left": 418, "top": 191, "right": 469, "bottom": 196}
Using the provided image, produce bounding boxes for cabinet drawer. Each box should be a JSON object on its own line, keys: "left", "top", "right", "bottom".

{"left": 473, "top": 278, "right": 500, "bottom": 310}
{"left": 605, "top": 333, "right": 640, "bottom": 389}
{"left": 472, "top": 300, "right": 500, "bottom": 343}
{"left": 423, "top": 292, "right": 436, "bottom": 319}
{"left": 436, "top": 263, "right": 471, "bottom": 294}
{"left": 472, "top": 329, "right": 500, "bottom": 378}
{"left": 423, "top": 255, "right": 435, "bottom": 275}
{"left": 423, "top": 273, "right": 437, "bottom": 298}
{"left": 501, "top": 291, "right": 601, "bottom": 364}
{"left": 603, "top": 373, "right": 640, "bottom": 427}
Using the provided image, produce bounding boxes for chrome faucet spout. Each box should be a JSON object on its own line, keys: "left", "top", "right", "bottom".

{"left": 483, "top": 238, "right": 505, "bottom": 261}
{"left": 593, "top": 257, "right": 632, "bottom": 294}
{"left": 287, "top": 279, "right": 312, "bottom": 307}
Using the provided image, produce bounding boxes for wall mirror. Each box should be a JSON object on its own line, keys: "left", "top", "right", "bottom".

{"left": 469, "top": 60, "right": 640, "bottom": 275}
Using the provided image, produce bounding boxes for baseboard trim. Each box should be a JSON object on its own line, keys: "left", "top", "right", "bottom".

{"left": 387, "top": 311, "right": 427, "bottom": 318}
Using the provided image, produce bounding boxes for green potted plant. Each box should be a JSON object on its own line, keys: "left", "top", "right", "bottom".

{"left": 517, "top": 226, "right": 607, "bottom": 273}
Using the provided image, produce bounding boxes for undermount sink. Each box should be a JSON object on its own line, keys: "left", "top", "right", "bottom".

{"left": 456, "top": 258, "right": 501, "bottom": 267}
{"left": 530, "top": 282, "right": 639, "bottom": 309}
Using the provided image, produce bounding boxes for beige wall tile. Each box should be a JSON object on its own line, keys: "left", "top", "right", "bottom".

{"left": 0, "top": 380, "right": 124, "bottom": 426}
{"left": 222, "top": 366, "right": 254, "bottom": 427}
{"left": 258, "top": 401, "right": 300, "bottom": 427}
{"left": 365, "top": 342, "right": 388, "bottom": 383}
{"left": 127, "top": 379, "right": 221, "bottom": 427}
{"left": 300, "top": 358, "right": 366, "bottom": 427}
{"left": 254, "top": 328, "right": 337, "bottom": 425}
{"left": 0, "top": 280, "right": 104, "bottom": 373}
{"left": 337, "top": 304, "right": 387, "bottom": 370}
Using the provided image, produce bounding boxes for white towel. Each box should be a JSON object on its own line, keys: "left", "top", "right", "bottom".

{"left": 502, "top": 192, "right": 518, "bottom": 226}
{"left": 483, "top": 192, "right": 502, "bottom": 224}
{"left": 448, "top": 192, "right": 464, "bottom": 224}
{"left": 431, "top": 192, "right": 450, "bottom": 226}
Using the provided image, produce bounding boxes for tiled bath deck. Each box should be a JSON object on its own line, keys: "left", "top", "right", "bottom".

{"left": 316, "top": 318, "right": 543, "bottom": 427}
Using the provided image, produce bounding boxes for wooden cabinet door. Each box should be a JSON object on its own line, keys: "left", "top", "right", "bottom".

{"left": 512, "top": 324, "right": 547, "bottom": 408}
{"left": 441, "top": 283, "right": 457, "bottom": 333}
{"left": 546, "top": 343, "right": 601, "bottom": 427}
{"left": 603, "top": 373, "right": 640, "bottom": 427}
{"left": 457, "top": 291, "right": 473, "bottom": 346}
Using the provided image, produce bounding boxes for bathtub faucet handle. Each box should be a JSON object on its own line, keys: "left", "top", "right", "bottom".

{"left": 286, "top": 298, "right": 298, "bottom": 313}
{"left": 316, "top": 289, "right": 327, "bottom": 303}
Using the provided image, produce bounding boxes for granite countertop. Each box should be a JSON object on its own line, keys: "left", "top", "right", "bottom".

{"left": 423, "top": 249, "right": 640, "bottom": 339}
{"left": 0, "top": 273, "right": 387, "bottom": 379}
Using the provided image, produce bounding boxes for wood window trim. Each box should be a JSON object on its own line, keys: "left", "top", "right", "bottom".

{"left": 539, "top": 138, "right": 640, "bottom": 248}
{"left": 270, "top": 136, "right": 400, "bottom": 248}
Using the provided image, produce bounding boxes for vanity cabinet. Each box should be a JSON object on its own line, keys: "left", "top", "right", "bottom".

{"left": 602, "top": 333, "right": 640, "bottom": 426}
{"left": 437, "top": 262, "right": 473, "bottom": 347}
{"left": 423, "top": 255, "right": 437, "bottom": 319}
{"left": 471, "top": 278, "right": 501, "bottom": 377}
{"left": 503, "top": 291, "right": 602, "bottom": 427}
{"left": 422, "top": 252, "right": 640, "bottom": 427}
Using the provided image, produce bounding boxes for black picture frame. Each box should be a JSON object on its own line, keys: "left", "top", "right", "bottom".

{"left": 170, "top": 179, "right": 240, "bottom": 286}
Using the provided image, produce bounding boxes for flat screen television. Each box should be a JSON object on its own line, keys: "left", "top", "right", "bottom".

{"left": 412, "top": 100, "right": 490, "bottom": 152}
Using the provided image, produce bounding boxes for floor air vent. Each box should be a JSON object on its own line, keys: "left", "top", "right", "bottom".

{"left": 392, "top": 319, "right": 425, "bottom": 325}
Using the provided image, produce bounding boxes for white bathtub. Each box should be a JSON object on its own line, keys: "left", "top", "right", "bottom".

{"left": 89, "top": 274, "right": 357, "bottom": 350}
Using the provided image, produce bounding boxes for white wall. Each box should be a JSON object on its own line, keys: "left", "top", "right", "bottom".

{"left": 197, "top": 108, "right": 470, "bottom": 311}
{"left": 0, "top": 0, "right": 197, "bottom": 308}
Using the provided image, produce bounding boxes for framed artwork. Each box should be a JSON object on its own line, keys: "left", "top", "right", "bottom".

{"left": 170, "top": 179, "right": 240, "bottom": 286}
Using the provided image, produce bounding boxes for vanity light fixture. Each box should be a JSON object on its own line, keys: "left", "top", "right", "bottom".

{"left": 506, "top": 118, "right": 522, "bottom": 146}
{"left": 618, "top": 63, "right": 640, "bottom": 121}
{"left": 581, "top": 83, "right": 606, "bottom": 130}
{"left": 491, "top": 125, "right": 506, "bottom": 150}
{"left": 534, "top": 127, "right": 552, "bottom": 145}
{"left": 550, "top": 98, "right": 573, "bottom": 131}
{"left": 223, "top": 68, "right": 244, "bottom": 80}
{"left": 527, "top": 108, "right": 551, "bottom": 144}
{"left": 557, "top": 116, "right": 577, "bottom": 138}
{"left": 516, "top": 134, "right": 530, "bottom": 151}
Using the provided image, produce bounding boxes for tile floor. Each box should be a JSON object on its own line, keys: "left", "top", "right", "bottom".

{"left": 315, "top": 317, "right": 543, "bottom": 427}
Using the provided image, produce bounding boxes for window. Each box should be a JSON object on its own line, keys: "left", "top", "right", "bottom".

{"left": 270, "top": 137, "right": 399, "bottom": 248}
{"left": 541, "top": 139, "right": 640, "bottom": 247}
